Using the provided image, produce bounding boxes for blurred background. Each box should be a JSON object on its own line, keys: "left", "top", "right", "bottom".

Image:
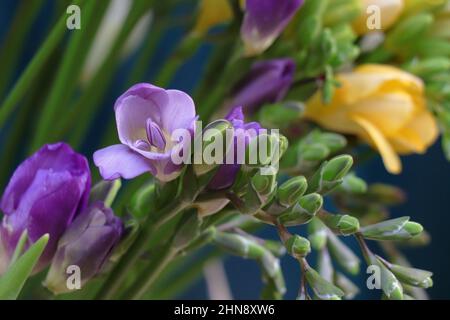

{"left": 0, "top": 0, "right": 449, "bottom": 299}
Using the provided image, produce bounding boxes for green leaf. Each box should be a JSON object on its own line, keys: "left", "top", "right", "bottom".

{"left": 0, "top": 234, "right": 49, "bottom": 299}
{"left": 9, "top": 230, "right": 28, "bottom": 266}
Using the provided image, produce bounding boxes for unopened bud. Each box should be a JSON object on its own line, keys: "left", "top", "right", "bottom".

{"left": 285, "top": 235, "right": 311, "bottom": 258}
{"left": 277, "top": 176, "right": 308, "bottom": 207}
{"left": 278, "top": 193, "right": 323, "bottom": 226}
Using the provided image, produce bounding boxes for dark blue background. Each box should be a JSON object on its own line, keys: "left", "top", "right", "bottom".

{"left": 1, "top": 0, "right": 449, "bottom": 299}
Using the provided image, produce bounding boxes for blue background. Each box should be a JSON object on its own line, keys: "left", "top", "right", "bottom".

{"left": 1, "top": 0, "right": 449, "bottom": 299}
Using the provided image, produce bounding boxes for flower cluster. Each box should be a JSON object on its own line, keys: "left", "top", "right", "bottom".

{"left": 1, "top": 0, "right": 448, "bottom": 301}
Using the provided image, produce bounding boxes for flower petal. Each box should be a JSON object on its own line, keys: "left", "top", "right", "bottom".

{"left": 93, "top": 144, "right": 155, "bottom": 180}
{"left": 351, "top": 114, "right": 402, "bottom": 174}
{"left": 161, "top": 89, "right": 197, "bottom": 133}
{"left": 389, "top": 110, "right": 439, "bottom": 154}
{"left": 350, "top": 90, "right": 415, "bottom": 135}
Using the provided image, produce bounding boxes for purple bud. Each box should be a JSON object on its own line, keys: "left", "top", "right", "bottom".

{"left": 0, "top": 143, "right": 91, "bottom": 272}
{"left": 44, "top": 202, "right": 123, "bottom": 294}
{"left": 241, "top": 0, "right": 304, "bottom": 55}
{"left": 207, "top": 106, "right": 262, "bottom": 190}
{"left": 230, "top": 58, "right": 296, "bottom": 113}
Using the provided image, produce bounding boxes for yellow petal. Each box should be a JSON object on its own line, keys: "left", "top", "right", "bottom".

{"left": 389, "top": 110, "right": 439, "bottom": 154}
{"left": 350, "top": 90, "right": 414, "bottom": 135}
{"left": 193, "top": 0, "right": 233, "bottom": 35}
{"left": 353, "top": 0, "right": 404, "bottom": 35}
{"left": 351, "top": 114, "right": 402, "bottom": 174}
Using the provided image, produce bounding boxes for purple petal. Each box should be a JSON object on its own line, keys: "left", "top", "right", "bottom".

{"left": 161, "top": 90, "right": 197, "bottom": 133}
{"left": 207, "top": 164, "right": 241, "bottom": 190}
{"left": 231, "top": 58, "right": 296, "bottom": 113}
{"left": 241, "top": 0, "right": 304, "bottom": 54}
{"left": 0, "top": 142, "right": 90, "bottom": 216}
{"left": 93, "top": 144, "right": 156, "bottom": 180}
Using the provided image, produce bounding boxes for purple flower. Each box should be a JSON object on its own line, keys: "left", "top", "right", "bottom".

{"left": 241, "top": 0, "right": 304, "bottom": 56}
{"left": 44, "top": 202, "right": 123, "bottom": 294}
{"left": 207, "top": 106, "right": 261, "bottom": 190}
{"left": 94, "top": 83, "right": 197, "bottom": 182}
{"left": 230, "top": 58, "right": 296, "bottom": 113}
{"left": 0, "top": 143, "right": 91, "bottom": 272}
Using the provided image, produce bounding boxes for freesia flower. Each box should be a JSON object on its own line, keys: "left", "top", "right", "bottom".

{"left": 0, "top": 143, "right": 91, "bottom": 272}
{"left": 304, "top": 64, "right": 439, "bottom": 174}
{"left": 192, "top": 0, "right": 234, "bottom": 35}
{"left": 94, "top": 83, "right": 197, "bottom": 182}
{"left": 230, "top": 58, "right": 296, "bottom": 113}
{"left": 353, "top": 0, "right": 404, "bottom": 35}
{"left": 44, "top": 202, "right": 123, "bottom": 294}
{"left": 241, "top": 0, "right": 304, "bottom": 56}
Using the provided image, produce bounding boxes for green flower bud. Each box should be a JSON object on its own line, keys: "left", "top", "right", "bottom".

{"left": 308, "top": 217, "right": 327, "bottom": 250}
{"left": 320, "top": 212, "right": 360, "bottom": 236}
{"left": 277, "top": 176, "right": 308, "bottom": 207}
{"left": 130, "top": 182, "right": 155, "bottom": 219}
{"left": 285, "top": 235, "right": 311, "bottom": 258}
{"left": 308, "top": 155, "right": 353, "bottom": 194}
{"left": 300, "top": 143, "right": 330, "bottom": 162}
{"left": 194, "top": 119, "right": 233, "bottom": 176}
{"left": 213, "top": 231, "right": 265, "bottom": 259}
{"left": 278, "top": 193, "right": 323, "bottom": 226}
{"left": 251, "top": 171, "right": 277, "bottom": 196}
{"left": 327, "top": 230, "right": 360, "bottom": 275}
{"left": 379, "top": 257, "right": 433, "bottom": 289}
{"left": 376, "top": 259, "right": 403, "bottom": 300}
{"left": 245, "top": 133, "right": 279, "bottom": 169}
{"left": 403, "top": 222, "right": 424, "bottom": 237}
{"left": 304, "top": 265, "right": 344, "bottom": 300}
{"left": 323, "top": 155, "right": 353, "bottom": 181}
{"left": 339, "top": 173, "right": 367, "bottom": 194}
{"left": 360, "top": 217, "right": 424, "bottom": 241}
{"left": 316, "top": 132, "right": 347, "bottom": 154}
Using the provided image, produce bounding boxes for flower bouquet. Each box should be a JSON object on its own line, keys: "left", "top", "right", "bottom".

{"left": 0, "top": 0, "right": 449, "bottom": 301}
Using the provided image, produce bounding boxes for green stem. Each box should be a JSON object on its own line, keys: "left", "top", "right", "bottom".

{"left": 30, "top": 0, "right": 108, "bottom": 150}
{"left": 0, "top": 0, "right": 44, "bottom": 98}
{"left": 0, "top": 0, "right": 84, "bottom": 130}
{"left": 355, "top": 233, "right": 373, "bottom": 265}
{"left": 95, "top": 198, "right": 189, "bottom": 299}
{"left": 124, "top": 244, "right": 179, "bottom": 299}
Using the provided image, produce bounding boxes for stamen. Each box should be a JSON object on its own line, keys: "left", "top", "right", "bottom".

{"left": 146, "top": 119, "right": 166, "bottom": 150}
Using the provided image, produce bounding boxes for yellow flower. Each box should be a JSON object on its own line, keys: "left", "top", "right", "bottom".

{"left": 353, "top": 0, "right": 404, "bottom": 34}
{"left": 304, "top": 64, "right": 439, "bottom": 174}
{"left": 192, "top": 0, "right": 234, "bottom": 35}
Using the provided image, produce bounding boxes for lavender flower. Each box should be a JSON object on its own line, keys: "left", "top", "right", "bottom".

{"left": 44, "top": 202, "right": 123, "bottom": 294}
{"left": 0, "top": 143, "right": 91, "bottom": 272}
{"left": 230, "top": 58, "right": 296, "bottom": 113}
{"left": 94, "top": 83, "right": 197, "bottom": 182}
{"left": 241, "top": 0, "right": 304, "bottom": 56}
{"left": 207, "top": 106, "right": 261, "bottom": 190}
